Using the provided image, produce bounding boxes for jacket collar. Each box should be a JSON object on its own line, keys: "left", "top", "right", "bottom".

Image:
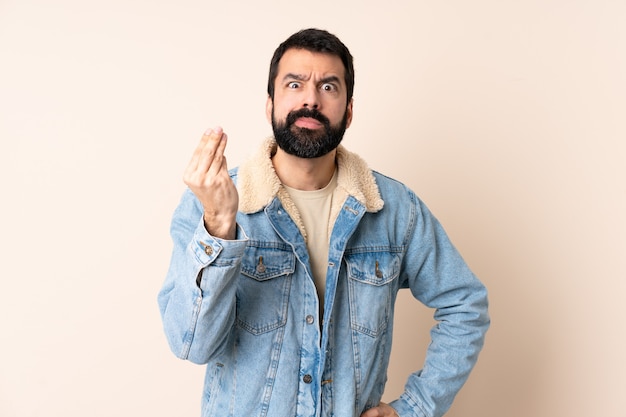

{"left": 237, "top": 137, "right": 384, "bottom": 214}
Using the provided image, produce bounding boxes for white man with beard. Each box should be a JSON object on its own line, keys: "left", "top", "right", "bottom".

{"left": 158, "top": 28, "right": 489, "bottom": 417}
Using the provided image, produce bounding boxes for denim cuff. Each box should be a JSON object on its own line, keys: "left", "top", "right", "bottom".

{"left": 190, "top": 217, "right": 248, "bottom": 265}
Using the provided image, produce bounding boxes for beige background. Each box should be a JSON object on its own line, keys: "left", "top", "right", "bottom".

{"left": 1, "top": 0, "right": 624, "bottom": 416}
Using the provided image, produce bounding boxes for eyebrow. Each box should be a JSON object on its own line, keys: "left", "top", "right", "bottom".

{"left": 282, "top": 73, "right": 308, "bottom": 82}
{"left": 282, "top": 73, "right": 342, "bottom": 86}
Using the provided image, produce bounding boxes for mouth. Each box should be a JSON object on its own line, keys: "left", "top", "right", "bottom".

{"left": 293, "top": 117, "right": 324, "bottom": 130}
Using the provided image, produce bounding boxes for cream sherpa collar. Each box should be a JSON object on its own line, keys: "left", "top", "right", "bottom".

{"left": 237, "top": 137, "right": 384, "bottom": 215}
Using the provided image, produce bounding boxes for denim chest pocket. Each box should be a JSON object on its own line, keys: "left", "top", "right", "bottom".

{"left": 236, "top": 244, "right": 295, "bottom": 335}
{"left": 345, "top": 250, "right": 400, "bottom": 337}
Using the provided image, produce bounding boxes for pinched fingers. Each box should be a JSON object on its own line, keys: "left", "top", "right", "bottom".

{"left": 207, "top": 132, "right": 229, "bottom": 178}
{"left": 182, "top": 127, "right": 239, "bottom": 239}
{"left": 184, "top": 127, "right": 226, "bottom": 187}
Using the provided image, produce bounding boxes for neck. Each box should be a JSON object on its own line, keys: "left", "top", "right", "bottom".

{"left": 272, "top": 148, "right": 337, "bottom": 191}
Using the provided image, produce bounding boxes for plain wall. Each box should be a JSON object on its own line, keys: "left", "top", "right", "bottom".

{"left": 1, "top": 1, "right": 624, "bottom": 416}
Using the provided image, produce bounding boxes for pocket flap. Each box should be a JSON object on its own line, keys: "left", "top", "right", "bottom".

{"left": 241, "top": 244, "right": 295, "bottom": 281}
{"left": 345, "top": 251, "right": 400, "bottom": 286}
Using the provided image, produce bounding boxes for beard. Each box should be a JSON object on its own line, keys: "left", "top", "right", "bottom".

{"left": 272, "top": 106, "right": 348, "bottom": 159}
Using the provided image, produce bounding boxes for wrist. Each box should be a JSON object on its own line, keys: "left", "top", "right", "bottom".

{"left": 203, "top": 213, "right": 236, "bottom": 240}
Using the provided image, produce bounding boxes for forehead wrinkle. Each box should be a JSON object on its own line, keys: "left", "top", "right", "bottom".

{"left": 278, "top": 49, "right": 346, "bottom": 81}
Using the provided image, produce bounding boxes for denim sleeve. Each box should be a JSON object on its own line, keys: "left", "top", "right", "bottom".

{"left": 157, "top": 189, "right": 248, "bottom": 364}
{"left": 389, "top": 192, "right": 490, "bottom": 417}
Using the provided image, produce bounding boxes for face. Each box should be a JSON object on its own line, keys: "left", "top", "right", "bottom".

{"left": 266, "top": 48, "right": 353, "bottom": 158}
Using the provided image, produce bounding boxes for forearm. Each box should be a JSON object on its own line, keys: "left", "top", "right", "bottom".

{"left": 390, "top": 281, "right": 489, "bottom": 417}
{"left": 158, "top": 190, "right": 248, "bottom": 364}
{"left": 394, "top": 197, "right": 490, "bottom": 417}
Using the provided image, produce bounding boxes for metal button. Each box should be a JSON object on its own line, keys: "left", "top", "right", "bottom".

{"left": 200, "top": 242, "right": 213, "bottom": 256}
{"left": 303, "top": 374, "right": 312, "bottom": 384}
{"left": 256, "top": 256, "right": 266, "bottom": 273}
{"left": 375, "top": 260, "right": 383, "bottom": 278}
{"left": 306, "top": 315, "right": 314, "bottom": 325}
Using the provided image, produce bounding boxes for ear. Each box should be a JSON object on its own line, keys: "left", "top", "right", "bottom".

{"left": 345, "top": 98, "right": 354, "bottom": 129}
{"left": 265, "top": 96, "right": 273, "bottom": 124}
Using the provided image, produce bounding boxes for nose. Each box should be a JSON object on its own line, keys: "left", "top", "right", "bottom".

{"left": 302, "top": 85, "right": 320, "bottom": 109}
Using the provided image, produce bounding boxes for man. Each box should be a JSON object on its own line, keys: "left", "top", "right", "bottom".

{"left": 158, "top": 28, "right": 489, "bottom": 417}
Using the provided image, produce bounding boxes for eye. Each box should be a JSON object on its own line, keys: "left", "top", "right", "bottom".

{"left": 287, "top": 81, "right": 300, "bottom": 89}
{"left": 321, "top": 83, "right": 337, "bottom": 92}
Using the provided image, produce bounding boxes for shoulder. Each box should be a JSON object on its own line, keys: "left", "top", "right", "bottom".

{"left": 371, "top": 170, "right": 417, "bottom": 201}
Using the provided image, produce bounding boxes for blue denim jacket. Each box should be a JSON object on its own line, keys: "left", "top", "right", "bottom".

{"left": 158, "top": 138, "right": 489, "bottom": 417}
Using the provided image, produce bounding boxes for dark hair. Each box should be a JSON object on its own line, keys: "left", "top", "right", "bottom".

{"left": 267, "top": 28, "right": 354, "bottom": 105}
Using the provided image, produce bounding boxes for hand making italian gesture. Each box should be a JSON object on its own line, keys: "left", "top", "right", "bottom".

{"left": 183, "top": 127, "right": 239, "bottom": 240}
